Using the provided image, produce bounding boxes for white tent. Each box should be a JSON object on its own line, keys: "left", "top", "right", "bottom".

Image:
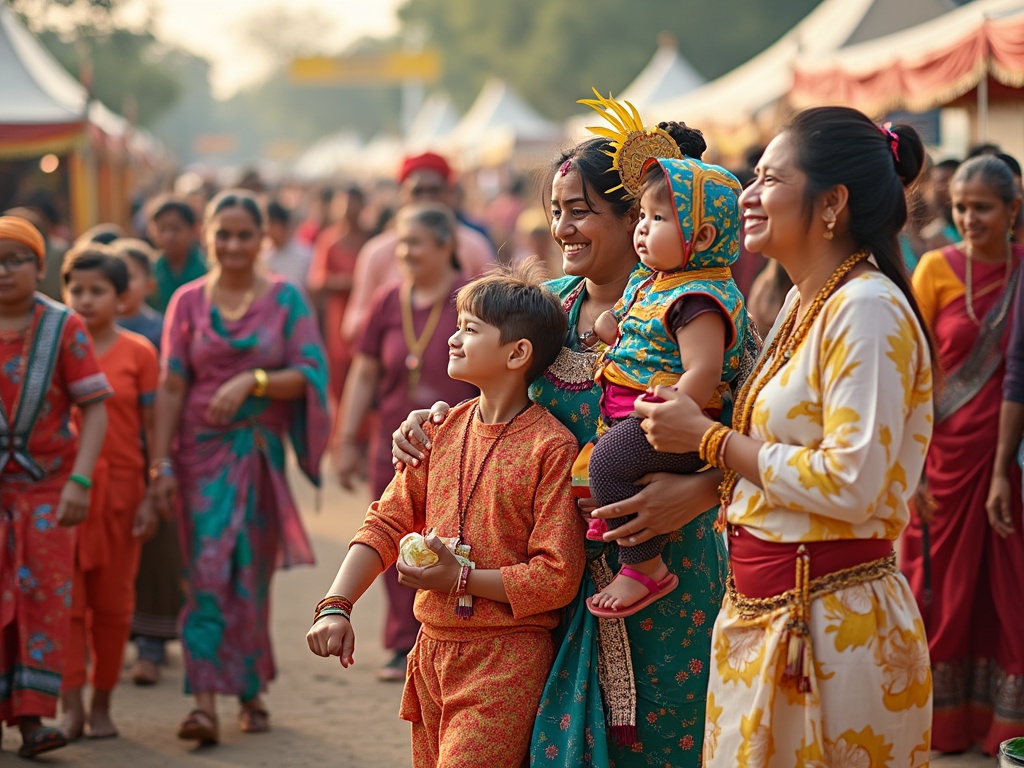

{"left": 292, "top": 131, "right": 363, "bottom": 181}
{"left": 620, "top": 35, "right": 705, "bottom": 113}
{"left": 449, "top": 78, "right": 563, "bottom": 168}
{"left": 648, "top": 0, "right": 955, "bottom": 151}
{"left": 566, "top": 36, "right": 706, "bottom": 140}
{"left": 404, "top": 92, "right": 461, "bottom": 153}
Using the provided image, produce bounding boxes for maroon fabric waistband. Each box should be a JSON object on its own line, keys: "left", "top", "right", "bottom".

{"left": 729, "top": 525, "right": 893, "bottom": 599}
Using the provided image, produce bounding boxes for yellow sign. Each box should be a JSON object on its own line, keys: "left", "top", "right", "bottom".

{"left": 290, "top": 51, "right": 442, "bottom": 85}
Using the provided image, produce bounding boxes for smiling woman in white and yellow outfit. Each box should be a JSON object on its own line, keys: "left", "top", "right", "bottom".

{"left": 633, "top": 106, "right": 935, "bottom": 767}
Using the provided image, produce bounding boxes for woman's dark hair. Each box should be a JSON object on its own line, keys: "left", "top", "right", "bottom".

{"left": 784, "top": 106, "right": 933, "bottom": 359}
{"left": 549, "top": 119, "right": 707, "bottom": 218}
{"left": 151, "top": 197, "right": 196, "bottom": 227}
{"left": 204, "top": 189, "right": 265, "bottom": 228}
{"left": 953, "top": 154, "right": 1021, "bottom": 205}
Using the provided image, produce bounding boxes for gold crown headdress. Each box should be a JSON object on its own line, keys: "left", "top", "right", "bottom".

{"left": 578, "top": 88, "right": 682, "bottom": 197}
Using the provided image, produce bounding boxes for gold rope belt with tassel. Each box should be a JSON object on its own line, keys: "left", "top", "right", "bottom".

{"left": 726, "top": 547, "right": 897, "bottom": 692}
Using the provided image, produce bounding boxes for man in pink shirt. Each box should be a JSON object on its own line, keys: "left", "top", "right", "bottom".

{"left": 341, "top": 153, "right": 496, "bottom": 342}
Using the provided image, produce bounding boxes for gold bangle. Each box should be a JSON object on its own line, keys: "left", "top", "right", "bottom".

{"left": 716, "top": 429, "right": 734, "bottom": 469}
{"left": 252, "top": 368, "right": 269, "bottom": 397}
{"left": 699, "top": 422, "right": 727, "bottom": 464}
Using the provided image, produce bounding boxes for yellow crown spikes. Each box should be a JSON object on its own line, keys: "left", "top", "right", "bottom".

{"left": 578, "top": 88, "right": 682, "bottom": 198}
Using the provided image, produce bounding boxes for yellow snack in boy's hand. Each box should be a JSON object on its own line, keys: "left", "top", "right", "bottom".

{"left": 400, "top": 532, "right": 439, "bottom": 567}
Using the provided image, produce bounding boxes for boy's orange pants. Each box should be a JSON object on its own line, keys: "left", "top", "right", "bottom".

{"left": 63, "top": 466, "right": 145, "bottom": 691}
{"left": 401, "top": 629, "right": 552, "bottom": 768}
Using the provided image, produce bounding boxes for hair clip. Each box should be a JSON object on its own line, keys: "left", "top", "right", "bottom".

{"left": 559, "top": 159, "right": 573, "bottom": 177}
{"left": 879, "top": 122, "right": 900, "bottom": 163}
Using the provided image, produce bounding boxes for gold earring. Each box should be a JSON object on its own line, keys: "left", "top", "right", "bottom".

{"left": 823, "top": 220, "right": 835, "bottom": 241}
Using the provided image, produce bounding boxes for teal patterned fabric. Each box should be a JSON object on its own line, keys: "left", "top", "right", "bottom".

{"left": 529, "top": 275, "right": 728, "bottom": 767}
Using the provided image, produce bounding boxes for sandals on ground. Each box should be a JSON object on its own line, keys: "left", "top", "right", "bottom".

{"left": 17, "top": 725, "right": 68, "bottom": 759}
{"left": 239, "top": 705, "right": 270, "bottom": 734}
{"left": 177, "top": 709, "right": 218, "bottom": 745}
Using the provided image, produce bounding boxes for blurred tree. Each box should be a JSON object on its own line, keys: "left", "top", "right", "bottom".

{"left": 398, "top": 0, "right": 822, "bottom": 118}
{"left": 38, "top": 28, "right": 183, "bottom": 127}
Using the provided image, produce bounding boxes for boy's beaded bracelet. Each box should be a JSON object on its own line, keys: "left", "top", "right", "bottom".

{"left": 69, "top": 473, "right": 92, "bottom": 489}
{"left": 453, "top": 565, "right": 471, "bottom": 599}
{"left": 148, "top": 459, "right": 175, "bottom": 482}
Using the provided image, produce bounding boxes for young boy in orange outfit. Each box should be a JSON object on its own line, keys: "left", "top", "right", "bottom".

{"left": 61, "top": 246, "right": 159, "bottom": 739}
{"left": 307, "top": 261, "right": 585, "bottom": 768}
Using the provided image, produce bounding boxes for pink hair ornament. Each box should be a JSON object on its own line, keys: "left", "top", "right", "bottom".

{"left": 879, "top": 122, "right": 900, "bottom": 163}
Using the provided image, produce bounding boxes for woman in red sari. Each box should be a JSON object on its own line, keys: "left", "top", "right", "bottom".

{"left": 0, "top": 216, "right": 110, "bottom": 757}
{"left": 903, "top": 154, "right": 1024, "bottom": 755}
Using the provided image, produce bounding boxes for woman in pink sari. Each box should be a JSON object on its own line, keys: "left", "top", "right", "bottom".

{"left": 148, "top": 190, "right": 330, "bottom": 745}
{"left": 903, "top": 154, "right": 1024, "bottom": 755}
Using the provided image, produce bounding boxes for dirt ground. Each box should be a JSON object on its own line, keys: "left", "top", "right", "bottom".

{"left": 0, "top": 468, "right": 996, "bottom": 767}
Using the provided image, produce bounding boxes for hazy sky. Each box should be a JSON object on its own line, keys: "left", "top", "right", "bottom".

{"left": 121, "top": 0, "right": 403, "bottom": 98}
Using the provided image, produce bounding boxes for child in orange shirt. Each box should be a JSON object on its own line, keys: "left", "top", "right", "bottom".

{"left": 307, "top": 261, "right": 585, "bottom": 768}
{"left": 61, "top": 246, "right": 159, "bottom": 739}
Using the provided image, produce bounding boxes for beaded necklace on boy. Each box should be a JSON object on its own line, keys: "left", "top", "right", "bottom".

{"left": 400, "top": 282, "right": 447, "bottom": 398}
{"left": 715, "top": 249, "right": 869, "bottom": 529}
{"left": 451, "top": 401, "right": 532, "bottom": 617}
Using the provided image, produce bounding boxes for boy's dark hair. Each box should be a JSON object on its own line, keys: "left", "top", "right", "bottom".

{"left": 456, "top": 257, "right": 567, "bottom": 383}
{"left": 151, "top": 196, "right": 197, "bottom": 227}
{"left": 111, "top": 238, "right": 157, "bottom": 276}
{"left": 267, "top": 200, "right": 290, "bottom": 225}
{"left": 62, "top": 244, "right": 130, "bottom": 294}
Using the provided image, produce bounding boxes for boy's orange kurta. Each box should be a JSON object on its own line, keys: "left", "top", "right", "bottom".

{"left": 351, "top": 399, "right": 585, "bottom": 768}
{"left": 65, "top": 330, "right": 158, "bottom": 691}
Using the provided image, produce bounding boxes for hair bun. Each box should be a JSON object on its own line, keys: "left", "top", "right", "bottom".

{"left": 657, "top": 121, "right": 707, "bottom": 160}
{"left": 890, "top": 124, "right": 925, "bottom": 188}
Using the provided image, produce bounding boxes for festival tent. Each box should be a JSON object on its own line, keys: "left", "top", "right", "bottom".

{"left": 292, "top": 131, "right": 363, "bottom": 181}
{"left": 620, "top": 34, "right": 706, "bottom": 113}
{"left": 404, "top": 92, "right": 461, "bottom": 153}
{"left": 789, "top": 0, "right": 1024, "bottom": 155}
{"left": 647, "top": 0, "right": 955, "bottom": 156}
{"left": 0, "top": 4, "right": 147, "bottom": 231}
{"left": 448, "top": 78, "right": 564, "bottom": 170}
{"left": 566, "top": 36, "right": 706, "bottom": 140}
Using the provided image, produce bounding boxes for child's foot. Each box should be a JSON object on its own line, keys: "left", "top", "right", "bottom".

{"left": 587, "top": 561, "right": 678, "bottom": 618}
{"left": 60, "top": 690, "right": 86, "bottom": 741}
{"left": 132, "top": 658, "right": 160, "bottom": 686}
{"left": 86, "top": 707, "right": 119, "bottom": 739}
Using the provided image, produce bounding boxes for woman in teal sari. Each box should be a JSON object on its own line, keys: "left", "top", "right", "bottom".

{"left": 394, "top": 122, "right": 727, "bottom": 767}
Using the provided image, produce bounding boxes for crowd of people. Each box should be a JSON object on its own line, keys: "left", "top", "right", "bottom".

{"left": 0, "top": 92, "right": 1022, "bottom": 767}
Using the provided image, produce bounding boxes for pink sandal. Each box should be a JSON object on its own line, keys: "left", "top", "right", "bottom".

{"left": 586, "top": 567, "right": 679, "bottom": 619}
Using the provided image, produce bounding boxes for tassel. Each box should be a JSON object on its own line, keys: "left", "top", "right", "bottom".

{"left": 455, "top": 594, "right": 474, "bottom": 618}
{"left": 611, "top": 724, "right": 638, "bottom": 747}
{"left": 781, "top": 545, "right": 813, "bottom": 693}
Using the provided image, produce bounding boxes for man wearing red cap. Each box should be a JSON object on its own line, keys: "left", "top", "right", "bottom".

{"left": 340, "top": 152, "right": 496, "bottom": 343}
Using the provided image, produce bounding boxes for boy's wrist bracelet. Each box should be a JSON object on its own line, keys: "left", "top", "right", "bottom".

{"left": 148, "top": 459, "right": 175, "bottom": 481}
{"left": 69, "top": 473, "right": 92, "bottom": 489}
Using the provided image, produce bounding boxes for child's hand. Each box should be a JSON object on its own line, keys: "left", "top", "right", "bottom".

{"left": 132, "top": 495, "right": 158, "bottom": 541}
{"left": 306, "top": 615, "right": 356, "bottom": 667}
{"left": 149, "top": 474, "right": 178, "bottom": 520}
{"left": 335, "top": 440, "right": 362, "bottom": 491}
{"left": 392, "top": 402, "right": 450, "bottom": 470}
{"left": 396, "top": 534, "right": 460, "bottom": 593}
{"left": 56, "top": 481, "right": 90, "bottom": 527}
{"left": 593, "top": 309, "right": 620, "bottom": 346}
{"left": 206, "top": 371, "right": 257, "bottom": 426}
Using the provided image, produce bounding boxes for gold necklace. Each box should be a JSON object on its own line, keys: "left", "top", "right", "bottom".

{"left": 717, "top": 250, "right": 869, "bottom": 526}
{"left": 964, "top": 242, "right": 1012, "bottom": 326}
{"left": 401, "top": 282, "right": 447, "bottom": 397}
{"left": 213, "top": 277, "right": 256, "bottom": 321}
